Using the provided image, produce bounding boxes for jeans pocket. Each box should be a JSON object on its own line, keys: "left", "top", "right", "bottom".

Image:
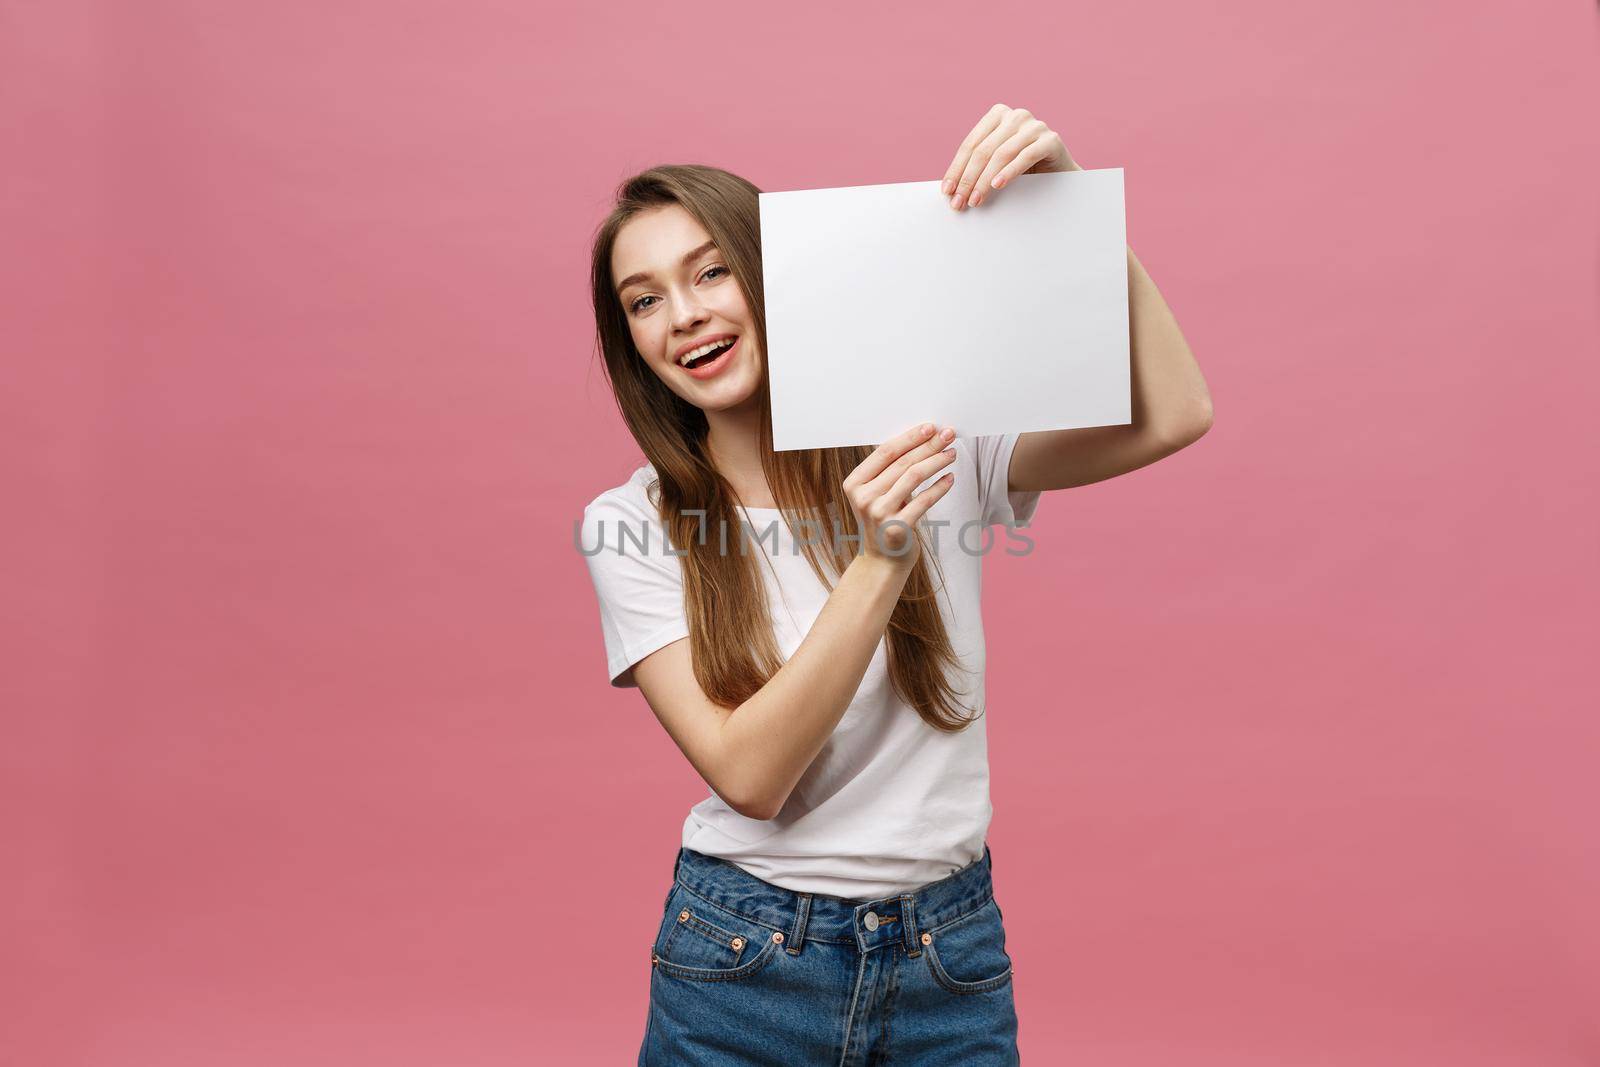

{"left": 922, "top": 897, "right": 1014, "bottom": 994}
{"left": 651, "top": 883, "right": 783, "bottom": 983}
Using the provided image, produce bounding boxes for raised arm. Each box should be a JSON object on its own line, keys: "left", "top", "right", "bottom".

{"left": 1008, "top": 246, "right": 1213, "bottom": 492}
{"left": 939, "top": 102, "right": 1214, "bottom": 493}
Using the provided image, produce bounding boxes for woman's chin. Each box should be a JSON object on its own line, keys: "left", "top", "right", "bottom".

{"left": 687, "top": 367, "right": 762, "bottom": 414}
{"left": 696, "top": 386, "right": 761, "bottom": 415}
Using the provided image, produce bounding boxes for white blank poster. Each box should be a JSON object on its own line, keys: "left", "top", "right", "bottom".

{"left": 757, "top": 167, "right": 1130, "bottom": 451}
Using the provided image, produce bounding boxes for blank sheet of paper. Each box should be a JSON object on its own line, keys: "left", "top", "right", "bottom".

{"left": 757, "top": 167, "right": 1130, "bottom": 451}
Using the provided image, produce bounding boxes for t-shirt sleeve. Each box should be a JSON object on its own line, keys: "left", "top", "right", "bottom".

{"left": 579, "top": 495, "right": 692, "bottom": 688}
{"left": 972, "top": 432, "right": 1042, "bottom": 528}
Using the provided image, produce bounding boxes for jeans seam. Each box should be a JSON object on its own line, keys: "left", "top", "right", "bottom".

{"left": 673, "top": 879, "right": 776, "bottom": 931}
{"left": 926, "top": 893, "right": 996, "bottom": 935}
{"left": 880, "top": 947, "right": 900, "bottom": 1061}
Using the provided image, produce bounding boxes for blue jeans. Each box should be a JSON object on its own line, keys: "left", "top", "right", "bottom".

{"left": 640, "top": 843, "right": 1020, "bottom": 1065}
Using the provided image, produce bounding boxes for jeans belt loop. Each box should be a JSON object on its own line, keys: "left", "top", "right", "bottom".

{"left": 786, "top": 892, "right": 811, "bottom": 956}
{"left": 902, "top": 894, "right": 921, "bottom": 958}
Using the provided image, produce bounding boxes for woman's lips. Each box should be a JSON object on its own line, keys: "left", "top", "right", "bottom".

{"left": 681, "top": 337, "right": 739, "bottom": 380}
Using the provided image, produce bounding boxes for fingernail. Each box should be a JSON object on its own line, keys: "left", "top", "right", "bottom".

{"left": 950, "top": 192, "right": 963, "bottom": 209}
{"left": 921, "top": 422, "right": 934, "bottom": 434}
{"left": 992, "top": 174, "right": 1006, "bottom": 189}
{"left": 941, "top": 179, "right": 952, "bottom": 196}
{"left": 941, "top": 428, "right": 954, "bottom": 440}
{"left": 968, "top": 190, "right": 981, "bottom": 207}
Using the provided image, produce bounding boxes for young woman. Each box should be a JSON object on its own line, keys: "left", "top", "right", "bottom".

{"left": 580, "top": 104, "right": 1212, "bottom": 1065}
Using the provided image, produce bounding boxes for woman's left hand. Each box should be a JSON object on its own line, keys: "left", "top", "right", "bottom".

{"left": 940, "top": 103, "right": 1081, "bottom": 211}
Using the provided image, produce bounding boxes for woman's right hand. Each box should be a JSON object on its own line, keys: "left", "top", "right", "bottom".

{"left": 842, "top": 422, "right": 959, "bottom": 573}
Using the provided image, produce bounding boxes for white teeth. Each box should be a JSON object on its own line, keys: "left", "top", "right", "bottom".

{"left": 679, "top": 338, "right": 735, "bottom": 366}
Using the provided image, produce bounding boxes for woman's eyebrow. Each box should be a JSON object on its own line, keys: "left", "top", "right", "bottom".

{"left": 615, "top": 240, "right": 719, "bottom": 296}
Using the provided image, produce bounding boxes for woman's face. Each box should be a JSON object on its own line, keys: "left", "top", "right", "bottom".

{"left": 611, "top": 204, "right": 763, "bottom": 415}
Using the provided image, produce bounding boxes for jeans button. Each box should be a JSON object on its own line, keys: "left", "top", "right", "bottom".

{"left": 864, "top": 911, "right": 879, "bottom": 931}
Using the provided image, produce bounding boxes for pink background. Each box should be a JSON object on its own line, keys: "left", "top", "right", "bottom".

{"left": 6, "top": 1, "right": 1597, "bottom": 1064}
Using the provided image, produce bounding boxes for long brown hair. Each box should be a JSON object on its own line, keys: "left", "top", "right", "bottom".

{"left": 588, "top": 163, "right": 978, "bottom": 731}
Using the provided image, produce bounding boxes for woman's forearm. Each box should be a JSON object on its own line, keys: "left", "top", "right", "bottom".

{"left": 717, "top": 553, "right": 908, "bottom": 820}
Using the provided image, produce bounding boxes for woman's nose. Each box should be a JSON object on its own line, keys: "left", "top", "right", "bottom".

{"left": 672, "top": 302, "right": 709, "bottom": 332}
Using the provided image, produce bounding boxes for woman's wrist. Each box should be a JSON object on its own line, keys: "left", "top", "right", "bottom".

{"left": 848, "top": 550, "right": 913, "bottom": 589}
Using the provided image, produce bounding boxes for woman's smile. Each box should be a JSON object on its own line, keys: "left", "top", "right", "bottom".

{"left": 678, "top": 335, "right": 740, "bottom": 380}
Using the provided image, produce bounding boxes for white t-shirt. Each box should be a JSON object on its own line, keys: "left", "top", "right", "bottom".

{"left": 579, "top": 433, "right": 1041, "bottom": 899}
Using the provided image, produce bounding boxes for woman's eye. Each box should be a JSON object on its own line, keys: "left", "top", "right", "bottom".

{"left": 628, "top": 266, "right": 727, "bottom": 315}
